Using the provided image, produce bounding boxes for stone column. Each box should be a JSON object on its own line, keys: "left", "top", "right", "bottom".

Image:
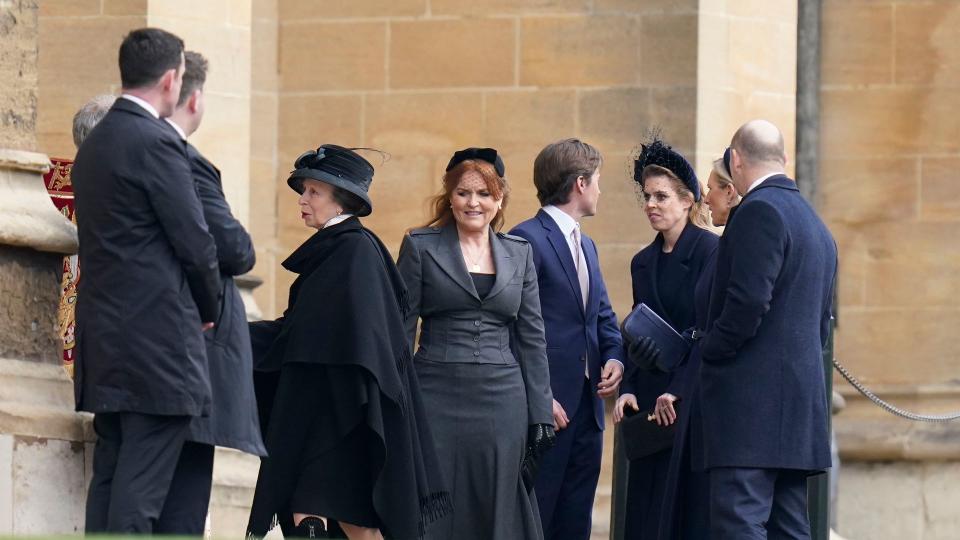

{"left": 0, "top": 1, "right": 92, "bottom": 534}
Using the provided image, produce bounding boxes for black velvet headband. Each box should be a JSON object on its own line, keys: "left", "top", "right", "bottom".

{"left": 446, "top": 147, "right": 506, "bottom": 177}
{"left": 634, "top": 137, "right": 701, "bottom": 201}
{"left": 722, "top": 147, "right": 732, "bottom": 179}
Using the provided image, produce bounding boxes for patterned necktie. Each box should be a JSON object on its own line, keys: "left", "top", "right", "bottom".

{"left": 571, "top": 225, "right": 589, "bottom": 310}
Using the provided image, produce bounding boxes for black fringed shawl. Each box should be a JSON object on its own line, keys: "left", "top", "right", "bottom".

{"left": 247, "top": 217, "right": 450, "bottom": 539}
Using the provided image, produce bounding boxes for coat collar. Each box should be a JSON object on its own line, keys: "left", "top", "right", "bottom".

{"left": 742, "top": 174, "right": 796, "bottom": 201}
{"left": 112, "top": 96, "right": 162, "bottom": 123}
{"left": 536, "top": 208, "right": 587, "bottom": 314}
{"left": 433, "top": 222, "right": 516, "bottom": 301}
{"left": 282, "top": 217, "right": 362, "bottom": 274}
{"left": 634, "top": 221, "right": 702, "bottom": 314}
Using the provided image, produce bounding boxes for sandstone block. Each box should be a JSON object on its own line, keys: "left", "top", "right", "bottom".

{"left": 579, "top": 88, "right": 651, "bottom": 152}
{"left": 835, "top": 308, "right": 960, "bottom": 386}
{"left": 821, "top": 3, "right": 893, "bottom": 86}
{"left": 250, "top": 93, "right": 278, "bottom": 160}
{"left": 280, "top": 22, "right": 385, "bottom": 91}
{"left": 390, "top": 19, "right": 515, "bottom": 89}
{"left": 837, "top": 462, "right": 924, "bottom": 540}
{"left": 821, "top": 87, "right": 960, "bottom": 157}
{"left": 520, "top": 16, "right": 641, "bottom": 87}
{"left": 12, "top": 437, "right": 86, "bottom": 533}
{"left": 820, "top": 157, "right": 919, "bottom": 224}
{"left": 278, "top": 94, "right": 363, "bottom": 163}
{"left": 594, "top": 0, "right": 695, "bottom": 15}
{"left": 640, "top": 14, "right": 697, "bottom": 87}
{"left": 364, "top": 92, "right": 483, "bottom": 155}
{"left": 252, "top": 19, "right": 279, "bottom": 93}
{"left": 483, "top": 90, "right": 576, "bottom": 155}
{"left": 920, "top": 157, "right": 960, "bottom": 222}
{"left": 894, "top": 2, "right": 960, "bottom": 87}
{"left": 38, "top": 0, "right": 100, "bottom": 18}
{"left": 431, "top": 0, "right": 589, "bottom": 16}
{"left": 650, "top": 87, "right": 697, "bottom": 156}
{"left": 280, "top": 0, "right": 426, "bottom": 19}
{"left": 102, "top": 0, "right": 147, "bottom": 16}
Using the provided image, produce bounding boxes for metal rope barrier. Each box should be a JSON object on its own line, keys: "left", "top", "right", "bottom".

{"left": 833, "top": 358, "right": 960, "bottom": 422}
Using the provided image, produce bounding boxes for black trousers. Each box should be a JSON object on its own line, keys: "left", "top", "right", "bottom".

{"left": 85, "top": 412, "right": 191, "bottom": 533}
{"left": 709, "top": 467, "right": 811, "bottom": 540}
{"left": 157, "top": 441, "right": 216, "bottom": 535}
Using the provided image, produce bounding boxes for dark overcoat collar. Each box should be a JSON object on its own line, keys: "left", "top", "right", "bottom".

{"left": 535, "top": 208, "right": 586, "bottom": 313}
{"left": 634, "top": 221, "right": 702, "bottom": 316}
{"left": 431, "top": 222, "right": 515, "bottom": 302}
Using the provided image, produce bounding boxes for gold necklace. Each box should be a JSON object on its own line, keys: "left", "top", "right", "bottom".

{"left": 461, "top": 242, "right": 487, "bottom": 272}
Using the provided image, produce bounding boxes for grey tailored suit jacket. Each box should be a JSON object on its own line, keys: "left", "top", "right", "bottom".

{"left": 397, "top": 223, "right": 554, "bottom": 425}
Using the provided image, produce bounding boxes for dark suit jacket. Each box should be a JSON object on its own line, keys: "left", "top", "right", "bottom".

{"left": 397, "top": 223, "right": 554, "bottom": 425}
{"left": 620, "top": 223, "right": 718, "bottom": 408}
{"left": 510, "top": 209, "right": 623, "bottom": 429}
{"left": 184, "top": 142, "right": 266, "bottom": 455}
{"left": 700, "top": 175, "right": 837, "bottom": 470}
{"left": 72, "top": 98, "right": 221, "bottom": 416}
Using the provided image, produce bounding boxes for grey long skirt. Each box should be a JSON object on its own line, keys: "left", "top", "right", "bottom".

{"left": 416, "top": 360, "right": 544, "bottom": 540}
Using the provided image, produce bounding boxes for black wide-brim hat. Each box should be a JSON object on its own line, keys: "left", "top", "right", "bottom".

{"left": 288, "top": 144, "right": 375, "bottom": 217}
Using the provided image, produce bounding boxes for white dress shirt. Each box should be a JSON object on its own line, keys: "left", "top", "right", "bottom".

{"left": 165, "top": 118, "right": 187, "bottom": 141}
{"left": 747, "top": 172, "right": 781, "bottom": 194}
{"left": 120, "top": 94, "right": 160, "bottom": 119}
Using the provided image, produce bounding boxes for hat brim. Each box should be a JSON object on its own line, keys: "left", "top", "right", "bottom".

{"left": 288, "top": 168, "right": 373, "bottom": 217}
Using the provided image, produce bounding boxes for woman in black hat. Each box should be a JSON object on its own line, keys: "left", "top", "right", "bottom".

{"left": 246, "top": 145, "right": 450, "bottom": 540}
{"left": 396, "top": 148, "right": 555, "bottom": 540}
{"left": 612, "top": 137, "right": 719, "bottom": 540}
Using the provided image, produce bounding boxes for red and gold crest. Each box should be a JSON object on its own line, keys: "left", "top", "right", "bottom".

{"left": 42, "top": 157, "right": 78, "bottom": 378}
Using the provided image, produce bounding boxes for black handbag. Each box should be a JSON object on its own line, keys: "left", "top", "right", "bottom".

{"left": 619, "top": 402, "right": 679, "bottom": 460}
{"left": 621, "top": 303, "right": 690, "bottom": 372}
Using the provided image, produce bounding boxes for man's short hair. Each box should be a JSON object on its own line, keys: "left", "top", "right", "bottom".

{"left": 72, "top": 94, "right": 117, "bottom": 148}
{"left": 177, "top": 51, "right": 209, "bottom": 106}
{"left": 118, "top": 28, "right": 184, "bottom": 89}
{"left": 533, "top": 138, "right": 603, "bottom": 206}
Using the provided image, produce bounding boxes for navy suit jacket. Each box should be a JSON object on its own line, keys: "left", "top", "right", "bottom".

{"left": 510, "top": 209, "right": 622, "bottom": 429}
{"left": 620, "top": 223, "right": 718, "bottom": 409}
{"left": 699, "top": 175, "right": 837, "bottom": 471}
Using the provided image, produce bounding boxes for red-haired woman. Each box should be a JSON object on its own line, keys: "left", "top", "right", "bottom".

{"left": 397, "top": 148, "right": 556, "bottom": 540}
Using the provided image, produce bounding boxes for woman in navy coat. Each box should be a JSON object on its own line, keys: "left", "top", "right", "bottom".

{"left": 655, "top": 152, "right": 741, "bottom": 540}
{"left": 613, "top": 138, "right": 717, "bottom": 540}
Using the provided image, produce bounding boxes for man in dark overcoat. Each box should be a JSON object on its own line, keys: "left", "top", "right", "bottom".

{"left": 73, "top": 28, "right": 222, "bottom": 533}
{"left": 699, "top": 119, "right": 837, "bottom": 539}
{"left": 159, "top": 50, "right": 267, "bottom": 534}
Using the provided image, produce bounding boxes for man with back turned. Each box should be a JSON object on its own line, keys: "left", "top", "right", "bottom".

{"left": 72, "top": 28, "right": 222, "bottom": 533}
{"left": 699, "top": 119, "right": 837, "bottom": 539}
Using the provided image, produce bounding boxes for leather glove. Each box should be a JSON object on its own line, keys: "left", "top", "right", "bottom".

{"left": 521, "top": 423, "right": 556, "bottom": 491}
{"left": 627, "top": 336, "right": 662, "bottom": 371}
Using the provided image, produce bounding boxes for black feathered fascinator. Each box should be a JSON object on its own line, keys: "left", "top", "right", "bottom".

{"left": 633, "top": 136, "right": 701, "bottom": 202}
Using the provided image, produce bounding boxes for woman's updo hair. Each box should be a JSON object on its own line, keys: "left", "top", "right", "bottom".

{"left": 423, "top": 159, "right": 510, "bottom": 231}
{"left": 639, "top": 164, "right": 711, "bottom": 230}
{"left": 330, "top": 186, "right": 368, "bottom": 215}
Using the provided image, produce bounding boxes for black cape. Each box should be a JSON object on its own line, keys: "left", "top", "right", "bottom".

{"left": 247, "top": 217, "right": 450, "bottom": 539}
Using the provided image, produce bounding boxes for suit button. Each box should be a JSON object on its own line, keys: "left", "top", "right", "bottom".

{"left": 474, "top": 320, "right": 481, "bottom": 327}
{"left": 473, "top": 336, "right": 480, "bottom": 342}
{"left": 474, "top": 351, "right": 480, "bottom": 357}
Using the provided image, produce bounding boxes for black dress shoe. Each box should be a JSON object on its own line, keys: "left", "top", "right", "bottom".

{"left": 292, "top": 517, "right": 328, "bottom": 538}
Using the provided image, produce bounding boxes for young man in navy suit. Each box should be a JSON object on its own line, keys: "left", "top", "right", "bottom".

{"left": 510, "top": 138, "right": 624, "bottom": 540}
{"left": 699, "top": 120, "right": 837, "bottom": 539}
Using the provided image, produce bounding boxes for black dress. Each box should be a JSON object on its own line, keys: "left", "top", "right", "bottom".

{"left": 247, "top": 218, "right": 450, "bottom": 539}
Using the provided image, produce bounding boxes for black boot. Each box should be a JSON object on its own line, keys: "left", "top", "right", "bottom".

{"left": 292, "top": 516, "right": 328, "bottom": 539}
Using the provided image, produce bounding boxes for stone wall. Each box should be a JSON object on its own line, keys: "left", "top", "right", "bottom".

{"left": 0, "top": 0, "right": 39, "bottom": 151}
{"left": 821, "top": 0, "right": 960, "bottom": 538}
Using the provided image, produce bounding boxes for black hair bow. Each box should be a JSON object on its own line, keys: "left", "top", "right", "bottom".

{"left": 445, "top": 147, "right": 506, "bottom": 177}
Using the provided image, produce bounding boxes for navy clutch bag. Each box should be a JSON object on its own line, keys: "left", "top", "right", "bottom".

{"left": 621, "top": 303, "right": 690, "bottom": 372}
{"left": 620, "top": 403, "right": 678, "bottom": 460}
